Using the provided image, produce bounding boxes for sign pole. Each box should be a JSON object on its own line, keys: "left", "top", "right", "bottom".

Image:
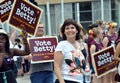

{"left": 46, "top": 1, "right": 51, "bottom": 36}
{"left": 61, "top": 0, "right": 64, "bottom": 23}
{"left": 7, "top": 22, "right": 9, "bottom": 33}
{"left": 101, "top": 0, "right": 104, "bottom": 21}
{"left": 1, "top": 23, "right": 4, "bottom": 30}
{"left": 77, "top": 3, "right": 80, "bottom": 23}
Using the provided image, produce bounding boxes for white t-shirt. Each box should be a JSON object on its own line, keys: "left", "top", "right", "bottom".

{"left": 9, "top": 40, "right": 14, "bottom": 48}
{"left": 55, "top": 41, "right": 85, "bottom": 83}
{"left": 13, "top": 44, "right": 24, "bottom": 61}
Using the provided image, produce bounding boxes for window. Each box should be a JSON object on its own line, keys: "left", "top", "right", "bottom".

{"left": 111, "top": 0, "right": 118, "bottom": 22}
{"left": 72, "top": 3, "right": 76, "bottom": 20}
{"left": 80, "top": 2, "right": 92, "bottom": 30}
{"left": 72, "top": 2, "right": 92, "bottom": 30}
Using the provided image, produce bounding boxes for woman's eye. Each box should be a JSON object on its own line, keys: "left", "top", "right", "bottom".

{"left": 71, "top": 27, "right": 75, "bottom": 29}
{"left": 2, "top": 38, "right": 6, "bottom": 41}
{"left": 65, "top": 27, "right": 69, "bottom": 30}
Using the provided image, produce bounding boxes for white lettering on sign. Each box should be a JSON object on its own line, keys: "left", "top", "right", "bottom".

{"left": 35, "top": 40, "right": 51, "bottom": 46}
{"left": 97, "top": 52, "right": 114, "bottom": 67}
{"left": 33, "top": 40, "right": 55, "bottom": 52}
{"left": 15, "top": 3, "right": 36, "bottom": 24}
{"left": 0, "top": 1, "right": 12, "bottom": 15}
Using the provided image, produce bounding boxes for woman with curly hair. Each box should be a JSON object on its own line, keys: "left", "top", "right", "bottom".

{"left": 54, "top": 18, "right": 86, "bottom": 83}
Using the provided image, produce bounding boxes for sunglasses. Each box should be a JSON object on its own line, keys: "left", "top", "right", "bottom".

{"left": 38, "top": 27, "right": 44, "bottom": 28}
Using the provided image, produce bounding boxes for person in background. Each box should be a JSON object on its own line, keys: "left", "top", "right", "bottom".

{"left": 77, "top": 33, "right": 89, "bottom": 83}
{"left": 114, "top": 28, "right": 120, "bottom": 80}
{"left": 96, "top": 20, "right": 105, "bottom": 30}
{"left": 0, "top": 28, "right": 30, "bottom": 83}
{"left": 13, "top": 38, "right": 24, "bottom": 76}
{"left": 89, "top": 28, "right": 103, "bottom": 83}
{"left": 114, "top": 28, "right": 120, "bottom": 63}
{"left": 81, "top": 28, "right": 89, "bottom": 44}
{"left": 95, "top": 20, "right": 106, "bottom": 35}
{"left": 9, "top": 29, "right": 18, "bottom": 78}
{"left": 57, "top": 24, "right": 63, "bottom": 42}
{"left": 102, "top": 22, "right": 117, "bottom": 48}
{"left": 87, "top": 24, "right": 98, "bottom": 74}
{"left": 102, "top": 22, "right": 118, "bottom": 83}
{"left": 87, "top": 24, "right": 98, "bottom": 54}
{"left": 54, "top": 18, "right": 86, "bottom": 83}
{"left": 22, "top": 56, "right": 30, "bottom": 74}
{"left": 30, "top": 22, "right": 54, "bottom": 83}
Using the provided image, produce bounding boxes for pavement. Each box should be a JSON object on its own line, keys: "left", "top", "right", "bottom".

{"left": 16, "top": 71, "right": 120, "bottom": 83}
{"left": 16, "top": 73, "right": 31, "bottom": 83}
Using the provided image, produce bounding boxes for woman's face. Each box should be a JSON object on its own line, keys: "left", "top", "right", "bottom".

{"left": 64, "top": 24, "right": 78, "bottom": 39}
{"left": 98, "top": 30, "right": 103, "bottom": 40}
{"left": 111, "top": 27, "right": 116, "bottom": 34}
{"left": 100, "top": 22, "right": 105, "bottom": 30}
{"left": 0, "top": 35, "right": 6, "bottom": 48}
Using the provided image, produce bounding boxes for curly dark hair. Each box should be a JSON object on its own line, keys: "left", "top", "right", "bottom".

{"left": 61, "top": 18, "right": 81, "bottom": 40}
{"left": 0, "top": 33, "right": 10, "bottom": 53}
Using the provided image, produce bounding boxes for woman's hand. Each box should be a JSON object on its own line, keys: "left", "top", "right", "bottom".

{"left": 21, "top": 28, "right": 27, "bottom": 41}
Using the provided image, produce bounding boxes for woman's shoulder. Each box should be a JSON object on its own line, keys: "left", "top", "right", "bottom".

{"left": 56, "top": 40, "right": 74, "bottom": 50}
{"left": 58, "top": 40, "right": 69, "bottom": 45}
{"left": 116, "top": 38, "right": 120, "bottom": 45}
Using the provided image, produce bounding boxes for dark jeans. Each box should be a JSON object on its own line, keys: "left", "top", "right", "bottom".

{"left": 30, "top": 71, "right": 53, "bottom": 83}
{"left": 22, "top": 59, "right": 30, "bottom": 73}
{"left": 55, "top": 79, "right": 79, "bottom": 83}
{"left": 13, "top": 62, "right": 18, "bottom": 78}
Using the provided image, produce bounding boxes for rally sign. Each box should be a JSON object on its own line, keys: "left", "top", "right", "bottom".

{"left": 8, "top": 0, "right": 42, "bottom": 36}
{"left": 0, "top": 0, "right": 14, "bottom": 23}
{"left": 29, "top": 36, "right": 58, "bottom": 64}
{"left": 91, "top": 46, "right": 116, "bottom": 78}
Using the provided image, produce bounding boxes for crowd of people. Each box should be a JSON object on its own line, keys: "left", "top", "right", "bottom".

{"left": 0, "top": 18, "right": 120, "bottom": 83}
{"left": 54, "top": 19, "right": 120, "bottom": 83}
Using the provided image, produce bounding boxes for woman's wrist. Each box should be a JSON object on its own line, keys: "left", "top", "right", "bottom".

{"left": 22, "top": 39, "right": 28, "bottom": 44}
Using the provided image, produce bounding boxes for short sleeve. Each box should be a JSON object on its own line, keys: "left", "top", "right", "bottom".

{"left": 55, "top": 42, "right": 63, "bottom": 52}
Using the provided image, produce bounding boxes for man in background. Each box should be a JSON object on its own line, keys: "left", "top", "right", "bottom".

{"left": 30, "top": 22, "right": 54, "bottom": 83}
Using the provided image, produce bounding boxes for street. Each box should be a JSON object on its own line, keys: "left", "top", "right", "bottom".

{"left": 17, "top": 73, "right": 31, "bottom": 83}
{"left": 16, "top": 72, "right": 120, "bottom": 83}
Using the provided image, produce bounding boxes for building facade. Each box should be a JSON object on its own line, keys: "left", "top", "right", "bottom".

{"left": 35, "top": 0, "right": 120, "bottom": 35}
{"left": 1, "top": 0, "right": 120, "bottom": 36}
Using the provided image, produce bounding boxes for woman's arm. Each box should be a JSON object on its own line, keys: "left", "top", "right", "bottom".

{"left": 54, "top": 51, "right": 65, "bottom": 83}
{"left": 114, "top": 42, "right": 120, "bottom": 62}
{"left": 84, "top": 43, "right": 89, "bottom": 65}
{"left": 102, "top": 37, "right": 108, "bottom": 48}
{"left": 0, "top": 54, "right": 4, "bottom": 68}
{"left": 90, "top": 45, "right": 96, "bottom": 56}
{"left": 90, "top": 45, "right": 96, "bottom": 65}
{"left": 11, "top": 29, "right": 30, "bottom": 57}
{"left": 9, "top": 29, "right": 16, "bottom": 44}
